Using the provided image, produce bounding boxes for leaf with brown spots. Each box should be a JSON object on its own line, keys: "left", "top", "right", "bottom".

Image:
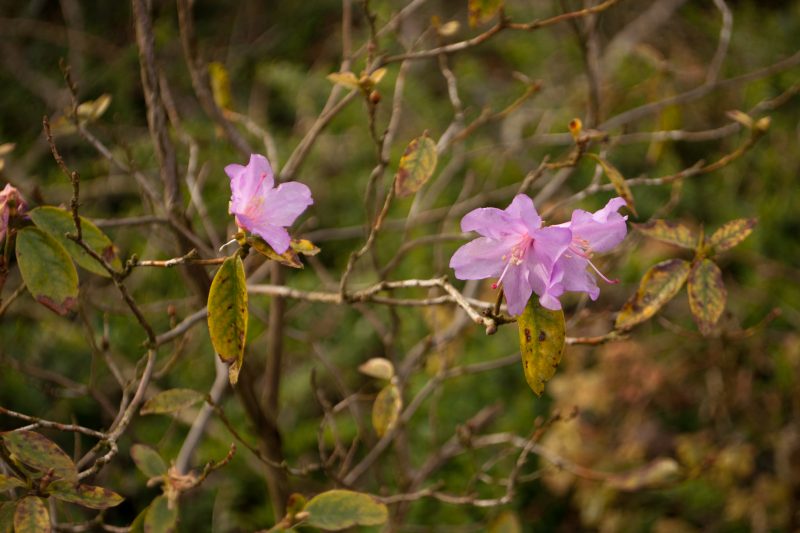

{"left": 687, "top": 258, "right": 727, "bottom": 336}
{"left": 15, "top": 227, "right": 79, "bottom": 315}
{"left": 633, "top": 219, "right": 697, "bottom": 249}
{"left": 615, "top": 259, "right": 691, "bottom": 331}
{"left": 247, "top": 235, "right": 303, "bottom": 268}
{"left": 590, "top": 155, "right": 638, "bottom": 217}
{"left": 706, "top": 218, "right": 756, "bottom": 254}
{"left": 0, "top": 474, "right": 24, "bottom": 491}
{"left": 517, "top": 297, "right": 566, "bottom": 397}
{"left": 394, "top": 133, "right": 438, "bottom": 198}
{"left": 207, "top": 255, "right": 248, "bottom": 384}
{"left": 1, "top": 430, "right": 77, "bottom": 483}
{"left": 48, "top": 481, "right": 124, "bottom": 510}
{"left": 13, "top": 497, "right": 50, "bottom": 533}
{"left": 140, "top": 389, "right": 204, "bottom": 415}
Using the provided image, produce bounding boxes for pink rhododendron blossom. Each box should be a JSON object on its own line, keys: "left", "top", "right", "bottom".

{"left": 0, "top": 184, "right": 26, "bottom": 243}
{"left": 225, "top": 154, "right": 313, "bottom": 254}
{"left": 449, "top": 194, "right": 572, "bottom": 315}
{"left": 554, "top": 197, "right": 628, "bottom": 301}
{"left": 449, "top": 194, "right": 627, "bottom": 315}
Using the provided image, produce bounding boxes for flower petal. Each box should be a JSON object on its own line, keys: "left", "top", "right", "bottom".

{"left": 558, "top": 255, "right": 600, "bottom": 300}
{"left": 505, "top": 194, "right": 542, "bottom": 234}
{"left": 449, "top": 237, "right": 506, "bottom": 280}
{"left": 529, "top": 260, "right": 565, "bottom": 311}
{"left": 530, "top": 226, "right": 572, "bottom": 271}
{"left": 460, "top": 207, "right": 518, "bottom": 239}
{"left": 569, "top": 197, "right": 628, "bottom": 253}
{"left": 503, "top": 262, "right": 533, "bottom": 316}
{"left": 250, "top": 221, "right": 291, "bottom": 254}
{"left": 227, "top": 154, "right": 275, "bottom": 215}
{"left": 262, "top": 181, "right": 314, "bottom": 227}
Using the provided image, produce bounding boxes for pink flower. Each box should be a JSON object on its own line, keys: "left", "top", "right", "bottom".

{"left": 449, "top": 195, "right": 628, "bottom": 315}
{"left": 449, "top": 195, "right": 572, "bottom": 315}
{"left": 0, "top": 184, "right": 26, "bottom": 243}
{"left": 554, "top": 197, "right": 628, "bottom": 301}
{"left": 225, "top": 154, "right": 313, "bottom": 254}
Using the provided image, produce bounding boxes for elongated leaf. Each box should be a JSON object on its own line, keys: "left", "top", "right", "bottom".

{"left": 0, "top": 502, "right": 14, "bottom": 533}
{"left": 358, "top": 358, "right": 395, "bottom": 381}
{"left": 208, "top": 62, "right": 232, "bottom": 111}
{"left": 372, "top": 383, "right": 402, "bottom": 437}
{"left": 489, "top": 510, "right": 522, "bottom": 533}
{"left": 687, "top": 258, "right": 726, "bottom": 336}
{"left": 208, "top": 255, "right": 248, "bottom": 384}
{"left": 304, "top": 490, "right": 388, "bottom": 530}
{"left": 131, "top": 444, "right": 168, "bottom": 478}
{"left": 140, "top": 389, "right": 204, "bottom": 415}
{"left": 615, "top": 259, "right": 691, "bottom": 331}
{"left": 634, "top": 220, "right": 697, "bottom": 249}
{"left": 706, "top": 218, "right": 756, "bottom": 254}
{"left": 76, "top": 94, "right": 112, "bottom": 121}
{"left": 1, "top": 430, "right": 77, "bottom": 482}
{"left": 248, "top": 235, "right": 303, "bottom": 268}
{"left": 468, "top": 0, "right": 504, "bottom": 27}
{"left": 394, "top": 133, "right": 438, "bottom": 198}
{"left": 29, "top": 206, "right": 121, "bottom": 277}
{"left": 15, "top": 227, "right": 79, "bottom": 315}
{"left": 290, "top": 238, "right": 320, "bottom": 256}
{"left": 592, "top": 156, "right": 637, "bottom": 217}
{"left": 48, "top": 481, "right": 124, "bottom": 510}
{"left": 518, "top": 297, "right": 566, "bottom": 397}
{"left": 144, "top": 495, "right": 177, "bottom": 533}
{"left": 0, "top": 474, "right": 24, "bottom": 491}
{"left": 326, "top": 72, "right": 360, "bottom": 90}
{"left": 13, "top": 497, "right": 49, "bottom": 533}
{"left": 605, "top": 458, "right": 681, "bottom": 491}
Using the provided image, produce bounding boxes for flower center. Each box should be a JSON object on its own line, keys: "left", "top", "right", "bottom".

{"left": 567, "top": 238, "right": 618, "bottom": 285}
{"left": 492, "top": 234, "right": 532, "bottom": 289}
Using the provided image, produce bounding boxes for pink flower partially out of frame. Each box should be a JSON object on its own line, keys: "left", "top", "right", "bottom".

{"left": 449, "top": 194, "right": 627, "bottom": 315}
{"left": 0, "top": 184, "right": 27, "bottom": 243}
{"left": 225, "top": 154, "right": 313, "bottom": 254}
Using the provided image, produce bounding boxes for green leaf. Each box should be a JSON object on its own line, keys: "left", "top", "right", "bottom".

{"left": 29, "top": 206, "right": 121, "bottom": 276}
{"left": 615, "top": 259, "right": 691, "bottom": 331}
{"left": 140, "top": 389, "right": 204, "bottom": 415}
{"left": 130, "top": 444, "right": 168, "bottom": 478}
{"left": 248, "top": 235, "right": 303, "bottom": 268}
{"left": 706, "top": 218, "right": 756, "bottom": 254}
{"left": 1, "top": 430, "right": 78, "bottom": 482}
{"left": 517, "top": 297, "right": 566, "bottom": 397}
{"left": 687, "top": 258, "right": 726, "bottom": 336}
{"left": 15, "top": 227, "right": 79, "bottom": 315}
{"left": 633, "top": 219, "right": 697, "bottom": 249}
{"left": 303, "top": 490, "right": 388, "bottom": 530}
{"left": 13, "top": 497, "right": 50, "bottom": 533}
{"left": 605, "top": 458, "right": 681, "bottom": 491}
{"left": 48, "top": 481, "right": 124, "bottom": 510}
{"left": 468, "top": 0, "right": 504, "bottom": 27}
{"left": 129, "top": 508, "right": 147, "bottom": 533}
{"left": 0, "top": 474, "right": 24, "bottom": 491}
{"left": 144, "top": 496, "right": 178, "bottom": 533}
{"left": 0, "top": 502, "right": 15, "bottom": 533}
{"left": 208, "top": 255, "right": 248, "bottom": 384}
{"left": 372, "top": 382, "right": 402, "bottom": 437}
{"left": 590, "top": 155, "right": 638, "bottom": 217}
{"left": 488, "top": 510, "right": 522, "bottom": 533}
{"left": 394, "top": 133, "right": 438, "bottom": 198}
{"left": 358, "top": 357, "right": 395, "bottom": 381}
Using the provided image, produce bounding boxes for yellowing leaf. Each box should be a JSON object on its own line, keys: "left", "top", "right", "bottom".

{"left": 590, "top": 155, "right": 637, "bottom": 217}
{"left": 304, "top": 490, "right": 388, "bottom": 530}
{"left": 687, "top": 258, "right": 726, "bottom": 336}
{"left": 367, "top": 67, "right": 387, "bottom": 86}
{"left": 372, "top": 382, "right": 402, "bottom": 437}
{"left": 358, "top": 357, "right": 395, "bottom": 381}
{"left": 290, "top": 238, "right": 320, "bottom": 256}
{"left": 208, "top": 62, "right": 233, "bottom": 111}
{"left": 208, "top": 255, "right": 248, "bottom": 384}
{"left": 48, "top": 481, "right": 124, "bottom": 510}
{"left": 437, "top": 20, "right": 461, "bottom": 37}
{"left": 706, "top": 218, "right": 756, "bottom": 254}
{"left": 76, "top": 94, "right": 112, "bottom": 121}
{"left": 326, "top": 71, "right": 360, "bottom": 90}
{"left": 634, "top": 219, "right": 697, "bottom": 249}
{"left": 518, "top": 297, "right": 566, "bottom": 397}
{"left": 248, "top": 235, "right": 303, "bottom": 268}
{"left": 468, "top": 0, "right": 504, "bottom": 27}
{"left": 13, "top": 497, "right": 49, "bottom": 533}
{"left": 29, "top": 206, "right": 121, "bottom": 277}
{"left": 394, "top": 133, "right": 438, "bottom": 198}
{"left": 615, "top": 259, "right": 691, "bottom": 331}
{"left": 15, "top": 227, "right": 79, "bottom": 315}
{"left": 0, "top": 475, "right": 24, "bottom": 491}
{"left": 140, "top": 389, "right": 204, "bottom": 415}
{"left": 131, "top": 445, "right": 168, "bottom": 478}
{"left": 1, "top": 430, "right": 78, "bottom": 483}
{"left": 144, "top": 495, "right": 178, "bottom": 533}
{"left": 606, "top": 458, "right": 681, "bottom": 491}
